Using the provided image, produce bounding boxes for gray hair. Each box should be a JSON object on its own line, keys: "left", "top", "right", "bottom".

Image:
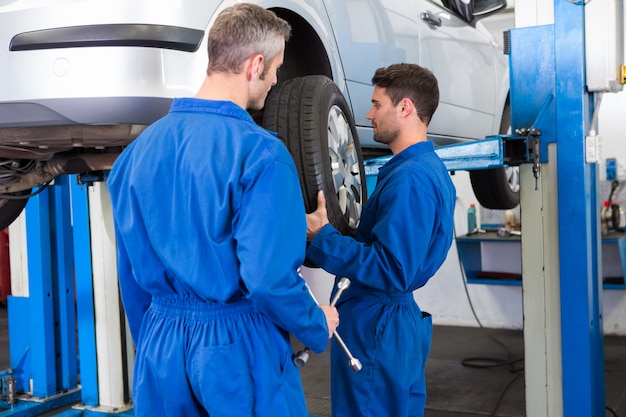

{"left": 207, "top": 3, "right": 292, "bottom": 74}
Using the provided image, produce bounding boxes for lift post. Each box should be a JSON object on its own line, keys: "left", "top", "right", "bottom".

{"left": 553, "top": 1, "right": 605, "bottom": 414}
{"left": 3, "top": 176, "right": 81, "bottom": 415}
{"left": 433, "top": 1, "right": 607, "bottom": 415}
{"left": 512, "top": 3, "right": 608, "bottom": 415}
{"left": 4, "top": 176, "right": 133, "bottom": 416}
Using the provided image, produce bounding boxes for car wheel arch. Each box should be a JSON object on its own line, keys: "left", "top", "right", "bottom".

{"left": 271, "top": 8, "right": 334, "bottom": 83}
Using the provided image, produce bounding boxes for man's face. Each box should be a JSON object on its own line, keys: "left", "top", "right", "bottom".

{"left": 365, "top": 86, "right": 400, "bottom": 146}
{"left": 248, "top": 43, "right": 285, "bottom": 110}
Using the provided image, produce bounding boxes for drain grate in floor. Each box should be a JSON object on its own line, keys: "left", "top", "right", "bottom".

{"left": 306, "top": 396, "right": 331, "bottom": 417}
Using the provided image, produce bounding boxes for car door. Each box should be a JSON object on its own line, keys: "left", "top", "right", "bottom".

{"left": 324, "top": 0, "right": 421, "bottom": 131}
{"left": 416, "top": 0, "right": 505, "bottom": 141}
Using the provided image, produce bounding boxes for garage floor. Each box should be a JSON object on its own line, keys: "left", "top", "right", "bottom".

{"left": 298, "top": 325, "right": 626, "bottom": 417}
{"left": 0, "top": 307, "right": 625, "bottom": 416}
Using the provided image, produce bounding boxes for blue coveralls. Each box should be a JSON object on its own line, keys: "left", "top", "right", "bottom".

{"left": 107, "top": 98, "right": 329, "bottom": 417}
{"left": 307, "top": 141, "right": 456, "bottom": 417}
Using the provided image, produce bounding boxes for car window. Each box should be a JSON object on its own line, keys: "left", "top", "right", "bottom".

{"left": 427, "top": 0, "right": 452, "bottom": 12}
{"left": 427, "top": 0, "right": 507, "bottom": 21}
{"left": 426, "top": 0, "right": 472, "bottom": 22}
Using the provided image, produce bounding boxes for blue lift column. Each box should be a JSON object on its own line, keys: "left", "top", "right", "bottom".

{"left": 436, "top": 1, "right": 607, "bottom": 414}
{"left": 2, "top": 176, "right": 134, "bottom": 416}
{"left": 508, "top": 0, "right": 606, "bottom": 414}
{"left": 553, "top": 1, "right": 605, "bottom": 415}
{"left": 2, "top": 177, "right": 81, "bottom": 415}
{"left": 496, "top": 1, "right": 605, "bottom": 413}
{"left": 512, "top": 1, "right": 605, "bottom": 412}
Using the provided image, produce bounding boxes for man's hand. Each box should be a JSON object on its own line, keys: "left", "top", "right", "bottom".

{"left": 306, "top": 190, "right": 329, "bottom": 241}
{"left": 319, "top": 305, "right": 339, "bottom": 338}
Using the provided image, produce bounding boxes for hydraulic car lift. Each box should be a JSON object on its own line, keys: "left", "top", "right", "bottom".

{"left": 0, "top": 1, "right": 618, "bottom": 416}
{"left": 1, "top": 177, "right": 134, "bottom": 416}
{"left": 438, "top": 1, "right": 618, "bottom": 415}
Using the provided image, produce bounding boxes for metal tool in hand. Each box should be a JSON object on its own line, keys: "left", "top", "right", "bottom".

{"left": 293, "top": 277, "right": 362, "bottom": 372}
{"left": 292, "top": 277, "right": 349, "bottom": 367}
{"left": 332, "top": 328, "right": 362, "bottom": 372}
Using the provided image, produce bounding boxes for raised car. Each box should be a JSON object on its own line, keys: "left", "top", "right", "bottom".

{"left": 0, "top": 0, "right": 514, "bottom": 232}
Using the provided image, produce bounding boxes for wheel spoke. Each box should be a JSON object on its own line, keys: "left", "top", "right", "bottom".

{"left": 338, "top": 186, "right": 347, "bottom": 213}
{"left": 330, "top": 148, "right": 344, "bottom": 191}
{"left": 327, "top": 104, "right": 364, "bottom": 229}
{"left": 343, "top": 189, "right": 361, "bottom": 228}
{"left": 506, "top": 167, "right": 520, "bottom": 193}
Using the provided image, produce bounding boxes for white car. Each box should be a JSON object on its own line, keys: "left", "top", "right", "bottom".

{"left": 0, "top": 0, "right": 514, "bottom": 232}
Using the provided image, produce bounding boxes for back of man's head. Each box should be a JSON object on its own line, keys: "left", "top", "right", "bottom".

{"left": 207, "top": 3, "right": 292, "bottom": 75}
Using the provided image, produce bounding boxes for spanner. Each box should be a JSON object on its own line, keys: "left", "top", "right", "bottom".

{"left": 293, "top": 277, "right": 362, "bottom": 372}
{"left": 292, "top": 277, "right": 349, "bottom": 366}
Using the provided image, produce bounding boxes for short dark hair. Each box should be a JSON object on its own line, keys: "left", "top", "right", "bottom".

{"left": 372, "top": 63, "right": 439, "bottom": 125}
{"left": 207, "top": 3, "right": 292, "bottom": 74}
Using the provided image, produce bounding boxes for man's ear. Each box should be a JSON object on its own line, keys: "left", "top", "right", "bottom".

{"left": 247, "top": 54, "right": 265, "bottom": 81}
{"left": 399, "top": 97, "right": 415, "bottom": 117}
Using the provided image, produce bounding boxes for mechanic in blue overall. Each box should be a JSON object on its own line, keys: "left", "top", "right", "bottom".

{"left": 306, "top": 63, "right": 456, "bottom": 417}
{"left": 107, "top": 4, "right": 339, "bottom": 416}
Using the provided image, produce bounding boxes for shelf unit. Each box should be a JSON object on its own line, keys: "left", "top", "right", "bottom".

{"left": 455, "top": 230, "right": 626, "bottom": 289}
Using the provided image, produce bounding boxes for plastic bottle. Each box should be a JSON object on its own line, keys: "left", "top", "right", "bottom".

{"left": 467, "top": 204, "right": 477, "bottom": 235}
{"left": 504, "top": 209, "right": 516, "bottom": 227}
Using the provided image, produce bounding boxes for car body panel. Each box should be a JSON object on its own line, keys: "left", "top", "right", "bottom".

{"left": 1, "top": 0, "right": 507, "bottom": 134}
{"left": 325, "top": 1, "right": 421, "bottom": 135}
{"left": 325, "top": 0, "right": 508, "bottom": 146}
{"left": 0, "top": 0, "right": 348, "bottom": 125}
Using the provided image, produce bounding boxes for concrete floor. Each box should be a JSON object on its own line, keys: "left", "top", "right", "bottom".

{"left": 0, "top": 307, "right": 625, "bottom": 416}
{"left": 298, "top": 325, "right": 626, "bottom": 417}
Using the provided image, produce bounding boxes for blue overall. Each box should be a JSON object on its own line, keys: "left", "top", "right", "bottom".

{"left": 107, "top": 98, "right": 329, "bottom": 416}
{"left": 307, "top": 141, "right": 456, "bottom": 417}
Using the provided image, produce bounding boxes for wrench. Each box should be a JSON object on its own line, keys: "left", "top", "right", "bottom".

{"left": 293, "top": 277, "right": 362, "bottom": 372}
{"left": 293, "top": 277, "right": 349, "bottom": 366}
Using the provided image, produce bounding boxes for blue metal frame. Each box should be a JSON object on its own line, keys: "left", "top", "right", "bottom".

{"left": 434, "top": 134, "right": 530, "bottom": 171}
{"left": 448, "top": 3, "right": 605, "bottom": 413}
{"left": 553, "top": 2, "right": 605, "bottom": 414}
{"left": 22, "top": 187, "right": 56, "bottom": 397}
{"left": 51, "top": 176, "right": 78, "bottom": 392}
{"left": 455, "top": 233, "right": 522, "bottom": 285}
{"left": 69, "top": 177, "right": 99, "bottom": 407}
{"left": 3, "top": 177, "right": 81, "bottom": 415}
{"left": 3, "top": 175, "right": 139, "bottom": 415}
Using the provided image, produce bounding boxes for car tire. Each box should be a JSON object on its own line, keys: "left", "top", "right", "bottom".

{"left": 263, "top": 75, "right": 367, "bottom": 237}
{"left": 469, "top": 98, "right": 520, "bottom": 209}
{"left": 0, "top": 191, "right": 31, "bottom": 230}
